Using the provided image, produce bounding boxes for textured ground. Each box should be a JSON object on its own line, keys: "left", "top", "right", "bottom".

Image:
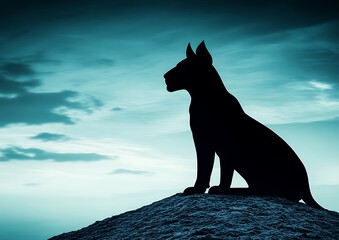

{"left": 50, "top": 194, "right": 339, "bottom": 240}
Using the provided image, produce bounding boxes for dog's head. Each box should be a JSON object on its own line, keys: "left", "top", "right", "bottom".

{"left": 164, "top": 41, "right": 213, "bottom": 92}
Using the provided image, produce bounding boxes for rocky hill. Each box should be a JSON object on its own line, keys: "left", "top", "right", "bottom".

{"left": 50, "top": 194, "right": 339, "bottom": 239}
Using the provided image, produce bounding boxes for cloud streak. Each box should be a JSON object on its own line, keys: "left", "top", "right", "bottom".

{"left": 0, "top": 61, "right": 102, "bottom": 127}
{"left": 0, "top": 90, "right": 88, "bottom": 126}
{"left": 0, "top": 146, "right": 112, "bottom": 162}
{"left": 0, "top": 75, "right": 39, "bottom": 95}
{"left": 30, "top": 132, "right": 70, "bottom": 142}
{"left": 309, "top": 80, "right": 333, "bottom": 91}
{"left": 110, "top": 168, "right": 151, "bottom": 175}
{"left": 0, "top": 62, "right": 35, "bottom": 77}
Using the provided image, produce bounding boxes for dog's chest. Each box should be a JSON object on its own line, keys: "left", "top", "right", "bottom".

{"left": 189, "top": 100, "right": 241, "bottom": 136}
{"left": 189, "top": 104, "right": 220, "bottom": 132}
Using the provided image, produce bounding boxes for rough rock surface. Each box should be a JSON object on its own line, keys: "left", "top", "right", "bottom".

{"left": 50, "top": 194, "right": 339, "bottom": 240}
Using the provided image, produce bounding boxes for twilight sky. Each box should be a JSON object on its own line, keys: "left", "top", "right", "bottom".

{"left": 1, "top": 1, "right": 339, "bottom": 239}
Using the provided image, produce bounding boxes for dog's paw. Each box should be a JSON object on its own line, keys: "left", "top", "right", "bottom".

{"left": 208, "top": 186, "right": 226, "bottom": 194}
{"left": 183, "top": 186, "right": 206, "bottom": 195}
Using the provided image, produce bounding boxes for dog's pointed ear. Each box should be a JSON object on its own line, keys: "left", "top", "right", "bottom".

{"left": 186, "top": 43, "right": 195, "bottom": 58}
{"left": 196, "top": 41, "right": 212, "bottom": 64}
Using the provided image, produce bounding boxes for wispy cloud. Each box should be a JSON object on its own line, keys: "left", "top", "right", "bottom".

{"left": 0, "top": 90, "right": 88, "bottom": 126}
{"left": 245, "top": 78, "right": 339, "bottom": 124}
{"left": 0, "top": 62, "right": 35, "bottom": 77}
{"left": 0, "top": 146, "right": 112, "bottom": 162}
{"left": 111, "top": 107, "right": 124, "bottom": 112}
{"left": 0, "top": 75, "right": 39, "bottom": 95}
{"left": 22, "top": 182, "right": 41, "bottom": 187}
{"left": 30, "top": 132, "right": 70, "bottom": 142}
{"left": 0, "top": 61, "right": 102, "bottom": 127}
{"left": 309, "top": 80, "right": 333, "bottom": 90}
{"left": 110, "top": 168, "right": 152, "bottom": 175}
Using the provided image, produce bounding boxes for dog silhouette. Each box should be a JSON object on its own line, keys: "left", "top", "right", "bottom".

{"left": 164, "top": 41, "right": 323, "bottom": 209}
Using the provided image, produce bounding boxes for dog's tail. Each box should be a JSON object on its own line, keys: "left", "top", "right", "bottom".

{"left": 302, "top": 178, "right": 325, "bottom": 210}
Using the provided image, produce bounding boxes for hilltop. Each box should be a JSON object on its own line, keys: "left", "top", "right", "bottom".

{"left": 50, "top": 193, "right": 339, "bottom": 239}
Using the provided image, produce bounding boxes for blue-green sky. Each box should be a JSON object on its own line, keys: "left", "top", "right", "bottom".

{"left": 1, "top": 0, "right": 339, "bottom": 239}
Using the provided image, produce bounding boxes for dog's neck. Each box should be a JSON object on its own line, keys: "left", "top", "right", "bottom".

{"left": 187, "top": 67, "right": 228, "bottom": 102}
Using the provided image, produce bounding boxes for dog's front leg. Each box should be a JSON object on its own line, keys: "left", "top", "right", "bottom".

{"left": 209, "top": 158, "right": 234, "bottom": 194}
{"left": 183, "top": 135, "right": 215, "bottom": 195}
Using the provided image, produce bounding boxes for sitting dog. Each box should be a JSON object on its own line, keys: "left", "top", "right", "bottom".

{"left": 164, "top": 41, "right": 323, "bottom": 209}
